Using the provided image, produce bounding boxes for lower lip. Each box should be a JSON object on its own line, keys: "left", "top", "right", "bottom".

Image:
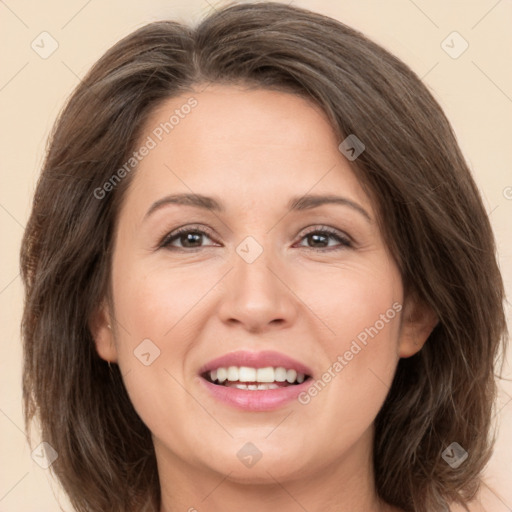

{"left": 199, "top": 377, "right": 312, "bottom": 411}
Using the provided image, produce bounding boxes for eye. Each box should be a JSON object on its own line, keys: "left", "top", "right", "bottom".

{"left": 159, "top": 225, "right": 218, "bottom": 250}
{"left": 158, "top": 224, "right": 353, "bottom": 251}
{"left": 295, "top": 226, "right": 352, "bottom": 251}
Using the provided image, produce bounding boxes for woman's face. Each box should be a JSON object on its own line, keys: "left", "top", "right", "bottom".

{"left": 93, "top": 84, "right": 432, "bottom": 485}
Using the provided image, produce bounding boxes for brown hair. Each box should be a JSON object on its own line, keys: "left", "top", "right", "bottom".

{"left": 20, "top": 2, "right": 508, "bottom": 511}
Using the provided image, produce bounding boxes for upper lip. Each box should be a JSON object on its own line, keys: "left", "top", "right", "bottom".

{"left": 199, "top": 350, "right": 313, "bottom": 377}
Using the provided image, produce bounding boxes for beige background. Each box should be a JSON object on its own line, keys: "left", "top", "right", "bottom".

{"left": 1, "top": 0, "right": 510, "bottom": 510}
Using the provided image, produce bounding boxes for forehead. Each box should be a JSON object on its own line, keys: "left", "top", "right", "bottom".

{"left": 121, "top": 85, "right": 372, "bottom": 218}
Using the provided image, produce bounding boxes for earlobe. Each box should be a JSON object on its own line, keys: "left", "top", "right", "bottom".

{"left": 398, "top": 293, "right": 439, "bottom": 358}
{"left": 88, "top": 300, "right": 118, "bottom": 363}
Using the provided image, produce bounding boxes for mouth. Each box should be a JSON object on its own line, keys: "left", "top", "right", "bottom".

{"left": 201, "top": 365, "right": 311, "bottom": 390}
{"left": 197, "top": 350, "right": 314, "bottom": 411}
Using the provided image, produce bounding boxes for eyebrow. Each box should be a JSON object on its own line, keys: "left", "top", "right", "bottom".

{"left": 144, "top": 193, "right": 372, "bottom": 222}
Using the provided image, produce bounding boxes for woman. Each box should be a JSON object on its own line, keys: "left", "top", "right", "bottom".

{"left": 19, "top": 2, "right": 508, "bottom": 511}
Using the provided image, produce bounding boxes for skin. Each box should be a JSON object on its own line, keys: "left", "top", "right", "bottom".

{"left": 90, "top": 84, "right": 438, "bottom": 512}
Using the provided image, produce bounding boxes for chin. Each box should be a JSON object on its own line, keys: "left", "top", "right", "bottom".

{"left": 200, "top": 443, "right": 314, "bottom": 484}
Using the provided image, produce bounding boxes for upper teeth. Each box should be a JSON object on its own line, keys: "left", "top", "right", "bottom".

{"left": 210, "top": 366, "right": 306, "bottom": 384}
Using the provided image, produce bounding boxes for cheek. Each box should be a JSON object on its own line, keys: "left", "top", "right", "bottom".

{"left": 108, "top": 257, "right": 215, "bottom": 421}
{"left": 108, "top": 261, "right": 198, "bottom": 439}
{"left": 296, "top": 254, "right": 402, "bottom": 346}
{"left": 111, "top": 255, "right": 212, "bottom": 345}
{"left": 298, "top": 312, "right": 401, "bottom": 460}
{"left": 297, "top": 256, "right": 402, "bottom": 421}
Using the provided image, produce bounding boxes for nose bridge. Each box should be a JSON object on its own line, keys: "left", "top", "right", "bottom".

{"left": 234, "top": 233, "right": 281, "bottom": 300}
{"left": 218, "top": 232, "right": 296, "bottom": 330}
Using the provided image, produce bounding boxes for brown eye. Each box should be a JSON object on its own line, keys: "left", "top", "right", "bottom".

{"left": 158, "top": 225, "right": 352, "bottom": 252}
{"left": 159, "top": 226, "right": 217, "bottom": 250}
{"left": 296, "top": 227, "right": 352, "bottom": 250}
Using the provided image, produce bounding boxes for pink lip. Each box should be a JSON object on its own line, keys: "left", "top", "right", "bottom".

{"left": 199, "top": 377, "right": 312, "bottom": 411}
{"left": 197, "top": 350, "right": 314, "bottom": 412}
{"left": 198, "top": 350, "right": 313, "bottom": 376}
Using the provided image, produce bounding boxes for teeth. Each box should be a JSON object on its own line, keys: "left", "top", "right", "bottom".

{"left": 274, "top": 367, "right": 287, "bottom": 382}
{"left": 256, "top": 367, "right": 275, "bottom": 382}
{"left": 217, "top": 368, "right": 227, "bottom": 383}
{"left": 239, "top": 366, "right": 257, "bottom": 382}
{"left": 226, "top": 382, "right": 280, "bottom": 390}
{"left": 207, "top": 366, "right": 307, "bottom": 386}
{"left": 286, "top": 369, "right": 297, "bottom": 383}
{"left": 227, "top": 366, "right": 239, "bottom": 381}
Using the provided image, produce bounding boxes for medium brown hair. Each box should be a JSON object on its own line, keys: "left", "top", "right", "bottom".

{"left": 20, "top": 2, "right": 508, "bottom": 511}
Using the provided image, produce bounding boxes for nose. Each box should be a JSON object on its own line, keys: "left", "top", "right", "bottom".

{"left": 217, "top": 240, "right": 298, "bottom": 334}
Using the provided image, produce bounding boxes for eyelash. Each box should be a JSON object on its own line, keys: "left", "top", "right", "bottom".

{"left": 158, "top": 224, "right": 353, "bottom": 252}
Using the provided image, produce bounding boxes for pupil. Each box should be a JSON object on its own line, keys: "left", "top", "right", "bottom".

{"left": 183, "top": 233, "right": 201, "bottom": 247}
{"left": 310, "top": 234, "right": 326, "bottom": 247}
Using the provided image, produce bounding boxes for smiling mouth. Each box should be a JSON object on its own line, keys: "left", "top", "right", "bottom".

{"left": 201, "top": 366, "right": 312, "bottom": 390}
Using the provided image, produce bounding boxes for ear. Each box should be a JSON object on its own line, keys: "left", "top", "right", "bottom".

{"left": 398, "top": 292, "right": 439, "bottom": 358}
{"left": 89, "top": 298, "right": 118, "bottom": 363}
